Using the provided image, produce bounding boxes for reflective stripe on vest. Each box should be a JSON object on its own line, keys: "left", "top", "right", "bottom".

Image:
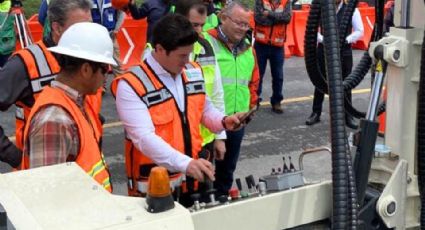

{"left": 254, "top": 0, "right": 289, "bottom": 47}
{"left": 193, "top": 39, "right": 218, "bottom": 145}
{"left": 27, "top": 45, "right": 54, "bottom": 77}
{"left": 204, "top": 32, "right": 255, "bottom": 114}
{"left": 13, "top": 41, "right": 60, "bottom": 151}
{"left": 110, "top": 60, "right": 205, "bottom": 196}
{"left": 196, "top": 56, "right": 216, "bottom": 66}
{"left": 22, "top": 86, "right": 112, "bottom": 192}
{"left": 221, "top": 77, "right": 250, "bottom": 86}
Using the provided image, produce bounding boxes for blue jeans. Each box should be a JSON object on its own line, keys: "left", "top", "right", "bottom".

{"left": 254, "top": 42, "right": 284, "bottom": 105}
{"left": 214, "top": 127, "right": 245, "bottom": 196}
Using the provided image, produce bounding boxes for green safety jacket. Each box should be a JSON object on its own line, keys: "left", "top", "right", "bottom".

{"left": 0, "top": 0, "right": 15, "bottom": 55}
{"left": 204, "top": 29, "right": 257, "bottom": 115}
{"left": 193, "top": 37, "right": 219, "bottom": 146}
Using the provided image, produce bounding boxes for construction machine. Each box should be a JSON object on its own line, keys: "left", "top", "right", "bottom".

{"left": 0, "top": 0, "right": 424, "bottom": 229}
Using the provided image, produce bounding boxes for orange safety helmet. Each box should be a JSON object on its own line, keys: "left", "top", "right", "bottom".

{"left": 111, "top": 0, "right": 129, "bottom": 10}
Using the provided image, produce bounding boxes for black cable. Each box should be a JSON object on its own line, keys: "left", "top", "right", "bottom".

{"left": 320, "top": 0, "right": 351, "bottom": 228}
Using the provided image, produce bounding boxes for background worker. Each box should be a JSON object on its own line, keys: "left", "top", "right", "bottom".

{"left": 254, "top": 0, "right": 291, "bottom": 114}
{"left": 112, "top": 14, "right": 244, "bottom": 206}
{"left": 203, "top": 1, "right": 259, "bottom": 196}
{"left": 202, "top": 0, "right": 225, "bottom": 31}
{"left": 39, "top": 0, "right": 125, "bottom": 77}
{"left": 38, "top": 0, "right": 50, "bottom": 38}
{"left": 305, "top": 0, "right": 363, "bottom": 129}
{"left": 0, "top": 0, "right": 15, "bottom": 67}
{"left": 175, "top": 0, "right": 226, "bottom": 161}
{"left": 128, "top": 0, "right": 175, "bottom": 43}
{"left": 175, "top": 0, "right": 226, "bottom": 202}
{"left": 91, "top": 0, "right": 125, "bottom": 77}
{"left": 0, "top": 0, "right": 93, "bottom": 169}
{"left": 22, "top": 22, "right": 115, "bottom": 192}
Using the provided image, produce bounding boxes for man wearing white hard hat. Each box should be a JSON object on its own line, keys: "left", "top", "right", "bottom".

{"left": 21, "top": 22, "right": 116, "bottom": 192}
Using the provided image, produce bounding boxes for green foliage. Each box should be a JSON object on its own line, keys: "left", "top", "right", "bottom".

{"left": 21, "top": 0, "right": 41, "bottom": 19}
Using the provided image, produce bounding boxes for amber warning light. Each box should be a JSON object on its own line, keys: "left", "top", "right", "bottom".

{"left": 146, "top": 166, "right": 175, "bottom": 213}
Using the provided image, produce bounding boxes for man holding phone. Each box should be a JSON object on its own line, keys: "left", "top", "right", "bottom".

{"left": 203, "top": 1, "right": 260, "bottom": 196}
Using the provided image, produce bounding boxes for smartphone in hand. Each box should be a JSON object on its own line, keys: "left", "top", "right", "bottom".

{"left": 233, "top": 105, "right": 258, "bottom": 130}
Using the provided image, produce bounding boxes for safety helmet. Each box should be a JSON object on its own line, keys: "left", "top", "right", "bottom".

{"left": 48, "top": 22, "right": 117, "bottom": 66}
{"left": 111, "top": 0, "right": 129, "bottom": 10}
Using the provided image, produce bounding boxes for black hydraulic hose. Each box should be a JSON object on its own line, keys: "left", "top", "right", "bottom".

{"left": 305, "top": 0, "right": 373, "bottom": 96}
{"left": 417, "top": 22, "right": 425, "bottom": 229}
{"left": 304, "top": 0, "right": 327, "bottom": 94}
{"left": 344, "top": 0, "right": 387, "bottom": 119}
{"left": 320, "top": 0, "right": 352, "bottom": 228}
{"left": 338, "top": 2, "right": 360, "bottom": 225}
{"left": 343, "top": 51, "right": 372, "bottom": 91}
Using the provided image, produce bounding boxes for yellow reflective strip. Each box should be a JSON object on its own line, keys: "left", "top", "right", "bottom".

{"left": 92, "top": 164, "right": 106, "bottom": 178}
{"left": 102, "top": 177, "right": 111, "bottom": 189}
{"left": 88, "top": 160, "right": 105, "bottom": 177}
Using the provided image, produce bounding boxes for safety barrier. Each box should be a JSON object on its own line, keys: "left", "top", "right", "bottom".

{"left": 115, "top": 16, "right": 147, "bottom": 69}
{"left": 292, "top": 4, "right": 310, "bottom": 57}
{"left": 352, "top": 3, "right": 375, "bottom": 50}
{"left": 284, "top": 18, "right": 295, "bottom": 58}
{"left": 26, "top": 14, "right": 42, "bottom": 42}
{"left": 18, "top": 14, "right": 147, "bottom": 70}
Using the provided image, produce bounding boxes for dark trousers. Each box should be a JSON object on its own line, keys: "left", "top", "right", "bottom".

{"left": 214, "top": 127, "right": 245, "bottom": 196}
{"left": 254, "top": 42, "right": 284, "bottom": 105}
{"left": 312, "top": 44, "right": 353, "bottom": 115}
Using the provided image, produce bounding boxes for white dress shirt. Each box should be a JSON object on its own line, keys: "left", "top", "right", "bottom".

{"left": 115, "top": 52, "right": 225, "bottom": 174}
{"left": 317, "top": 3, "right": 364, "bottom": 44}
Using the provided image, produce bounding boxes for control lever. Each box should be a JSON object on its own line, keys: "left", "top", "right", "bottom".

{"left": 289, "top": 156, "right": 296, "bottom": 172}
{"left": 245, "top": 175, "right": 257, "bottom": 194}
{"left": 235, "top": 178, "right": 243, "bottom": 191}
{"left": 190, "top": 193, "right": 201, "bottom": 211}
{"left": 282, "top": 156, "right": 289, "bottom": 173}
{"left": 204, "top": 175, "right": 219, "bottom": 206}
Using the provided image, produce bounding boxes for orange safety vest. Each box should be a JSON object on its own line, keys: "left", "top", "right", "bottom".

{"left": 21, "top": 86, "right": 112, "bottom": 192}
{"left": 111, "top": 60, "right": 206, "bottom": 196}
{"left": 13, "top": 41, "right": 60, "bottom": 151}
{"left": 13, "top": 41, "right": 103, "bottom": 153}
{"left": 254, "top": 0, "right": 289, "bottom": 47}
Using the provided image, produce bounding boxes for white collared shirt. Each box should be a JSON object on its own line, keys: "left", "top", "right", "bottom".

{"left": 317, "top": 3, "right": 364, "bottom": 44}
{"left": 115, "top": 52, "right": 225, "bottom": 174}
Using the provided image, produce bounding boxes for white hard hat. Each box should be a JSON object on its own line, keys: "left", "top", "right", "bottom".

{"left": 48, "top": 22, "right": 117, "bottom": 66}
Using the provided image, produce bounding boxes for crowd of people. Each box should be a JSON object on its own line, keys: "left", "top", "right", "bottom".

{"left": 0, "top": 0, "right": 367, "bottom": 207}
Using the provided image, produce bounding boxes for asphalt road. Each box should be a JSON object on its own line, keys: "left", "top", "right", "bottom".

{"left": 0, "top": 50, "right": 372, "bottom": 195}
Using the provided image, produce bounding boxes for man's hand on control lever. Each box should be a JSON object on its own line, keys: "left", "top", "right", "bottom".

{"left": 187, "top": 159, "right": 215, "bottom": 182}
